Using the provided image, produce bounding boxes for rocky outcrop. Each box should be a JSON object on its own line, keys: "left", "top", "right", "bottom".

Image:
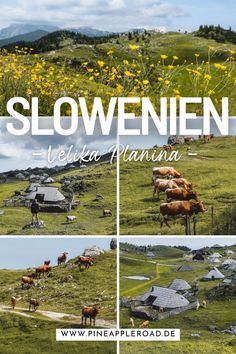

{"left": 83, "top": 245, "right": 105, "bottom": 257}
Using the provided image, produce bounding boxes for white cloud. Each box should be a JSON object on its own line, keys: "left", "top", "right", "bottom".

{"left": 0, "top": 0, "right": 188, "bottom": 31}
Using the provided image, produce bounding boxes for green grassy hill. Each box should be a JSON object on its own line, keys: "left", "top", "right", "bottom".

{"left": 120, "top": 136, "right": 236, "bottom": 235}
{"left": 0, "top": 161, "right": 116, "bottom": 235}
{"left": 120, "top": 242, "right": 185, "bottom": 258}
{"left": 1, "top": 29, "right": 236, "bottom": 115}
{"left": 120, "top": 247, "right": 236, "bottom": 354}
{"left": 0, "top": 250, "right": 116, "bottom": 320}
{"left": 0, "top": 313, "right": 116, "bottom": 354}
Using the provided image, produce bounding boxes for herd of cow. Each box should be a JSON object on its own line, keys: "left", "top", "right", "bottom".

{"left": 10, "top": 252, "right": 99, "bottom": 326}
{"left": 152, "top": 166, "right": 207, "bottom": 230}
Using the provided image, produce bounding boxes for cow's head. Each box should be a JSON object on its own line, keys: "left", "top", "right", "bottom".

{"left": 193, "top": 201, "right": 206, "bottom": 213}
{"left": 190, "top": 191, "right": 198, "bottom": 201}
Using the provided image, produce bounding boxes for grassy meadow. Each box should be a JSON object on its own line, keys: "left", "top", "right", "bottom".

{"left": 0, "top": 161, "right": 116, "bottom": 235}
{"left": 0, "top": 313, "right": 116, "bottom": 354}
{"left": 120, "top": 245, "right": 236, "bottom": 354}
{"left": 1, "top": 31, "right": 236, "bottom": 115}
{"left": 120, "top": 136, "right": 236, "bottom": 235}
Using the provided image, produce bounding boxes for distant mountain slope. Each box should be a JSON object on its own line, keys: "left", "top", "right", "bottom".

{"left": 69, "top": 26, "right": 115, "bottom": 37}
{"left": 1, "top": 29, "right": 117, "bottom": 52}
{"left": 0, "top": 30, "right": 48, "bottom": 47}
{"left": 0, "top": 23, "right": 58, "bottom": 39}
{"left": 120, "top": 242, "right": 185, "bottom": 258}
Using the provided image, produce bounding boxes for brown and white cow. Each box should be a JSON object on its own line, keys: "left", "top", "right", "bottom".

{"left": 152, "top": 166, "right": 181, "bottom": 180}
{"left": 165, "top": 188, "right": 198, "bottom": 202}
{"left": 103, "top": 209, "right": 112, "bottom": 217}
{"left": 160, "top": 200, "right": 206, "bottom": 227}
{"left": 172, "top": 178, "right": 192, "bottom": 191}
{"left": 153, "top": 179, "right": 179, "bottom": 198}
{"left": 77, "top": 256, "right": 94, "bottom": 270}
{"left": 57, "top": 252, "right": 68, "bottom": 266}
{"left": 29, "top": 298, "right": 40, "bottom": 312}
{"left": 163, "top": 144, "right": 172, "bottom": 151}
{"left": 21, "top": 276, "right": 35, "bottom": 289}
{"left": 82, "top": 306, "right": 99, "bottom": 326}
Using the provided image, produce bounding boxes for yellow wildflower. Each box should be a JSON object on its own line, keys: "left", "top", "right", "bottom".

{"left": 204, "top": 74, "right": 212, "bottom": 80}
{"left": 129, "top": 44, "right": 140, "bottom": 50}
{"left": 160, "top": 54, "right": 168, "bottom": 59}
{"left": 97, "top": 60, "right": 105, "bottom": 67}
{"left": 142, "top": 80, "right": 149, "bottom": 85}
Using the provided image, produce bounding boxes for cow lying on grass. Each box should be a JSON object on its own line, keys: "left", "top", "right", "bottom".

{"left": 82, "top": 306, "right": 99, "bottom": 326}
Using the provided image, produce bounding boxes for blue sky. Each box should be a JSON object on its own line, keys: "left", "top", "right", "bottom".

{"left": 0, "top": 0, "right": 234, "bottom": 32}
{"left": 0, "top": 237, "right": 112, "bottom": 269}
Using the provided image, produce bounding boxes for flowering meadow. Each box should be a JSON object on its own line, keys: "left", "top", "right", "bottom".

{"left": 0, "top": 32, "right": 236, "bottom": 115}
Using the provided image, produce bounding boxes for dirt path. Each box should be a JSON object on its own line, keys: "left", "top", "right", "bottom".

{"left": 0, "top": 304, "right": 116, "bottom": 328}
{"left": 122, "top": 256, "right": 177, "bottom": 267}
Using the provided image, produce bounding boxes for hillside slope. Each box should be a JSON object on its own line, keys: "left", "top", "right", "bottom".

{"left": 0, "top": 250, "right": 116, "bottom": 321}
{"left": 0, "top": 161, "right": 116, "bottom": 235}
{"left": 120, "top": 136, "right": 236, "bottom": 235}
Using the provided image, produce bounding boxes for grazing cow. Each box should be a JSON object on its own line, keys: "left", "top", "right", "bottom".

{"left": 165, "top": 188, "right": 198, "bottom": 202}
{"left": 77, "top": 256, "right": 94, "bottom": 270}
{"left": 21, "top": 276, "right": 35, "bottom": 289}
{"left": 82, "top": 306, "right": 99, "bottom": 326}
{"left": 163, "top": 144, "right": 172, "bottom": 151}
{"left": 103, "top": 209, "right": 112, "bottom": 217}
{"left": 57, "top": 252, "right": 68, "bottom": 266}
{"left": 204, "top": 134, "right": 214, "bottom": 143}
{"left": 27, "top": 272, "right": 38, "bottom": 279}
{"left": 153, "top": 179, "right": 179, "bottom": 198}
{"left": 152, "top": 166, "right": 181, "bottom": 179}
{"left": 160, "top": 200, "right": 206, "bottom": 227}
{"left": 29, "top": 298, "right": 40, "bottom": 312}
{"left": 11, "top": 296, "right": 16, "bottom": 310}
{"left": 139, "top": 320, "right": 150, "bottom": 328}
{"left": 202, "top": 300, "right": 207, "bottom": 308}
{"left": 44, "top": 260, "right": 50, "bottom": 266}
{"left": 66, "top": 215, "right": 77, "bottom": 222}
{"left": 35, "top": 265, "right": 52, "bottom": 277}
{"left": 184, "top": 136, "right": 194, "bottom": 144}
{"left": 172, "top": 178, "right": 192, "bottom": 190}
{"left": 129, "top": 317, "right": 135, "bottom": 327}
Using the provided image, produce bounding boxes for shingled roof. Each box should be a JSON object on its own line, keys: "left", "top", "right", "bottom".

{"left": 26, "top": 186, "right": 65, "bottom": 202}
{"left": 209, "top": 257, "right": 221, "bottom": 264}
{"left": 177, "top": 265, "right": 193, "bottom": 272}
{"left": 203, "top": 267, "right": 225, "bottom": 280}
{"left": 209, "top": 253, "right": 222, "bottom": 258}
{"left": 138, "top": 286, "right": 189, "bottom": 309}
{"left": 168, "top": 278, "right": 191, "bottom": 291}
